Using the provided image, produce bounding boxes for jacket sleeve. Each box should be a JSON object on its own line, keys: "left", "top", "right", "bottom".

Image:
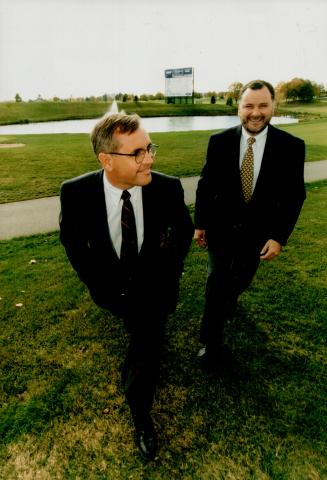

{"left": 59, "top": 180, "right": 95, "bottom": 288}
{"left": 173, "top": 178, "right": 194, "bottom": 262}
{"left": 194, "top": 135, "right": 216, "bottom": 230}
{"left": 160, "top": 177, "right": 194, "bottom": 273}
{"left": 269, "top": 137, "right": 306, "bottom": 245}
{"left": 159, "top": 178, "right": 193, "bottom": 313}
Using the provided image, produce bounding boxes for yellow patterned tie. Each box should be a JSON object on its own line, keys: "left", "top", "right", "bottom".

{"left": 241, "top": 136, "right": 256, "bottom": 203}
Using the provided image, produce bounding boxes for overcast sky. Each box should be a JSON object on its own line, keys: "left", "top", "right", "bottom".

{"left": 0, "top": 0, "right": 326, "bottom": 102}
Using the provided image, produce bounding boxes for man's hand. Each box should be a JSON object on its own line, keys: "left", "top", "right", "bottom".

{"left": 194, "top": 229, "right": 207, "bottom": 248}
{"left": 260, "top": 239, "right": 282, "bottom": 260}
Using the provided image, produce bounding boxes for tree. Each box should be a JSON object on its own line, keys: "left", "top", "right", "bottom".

{"left": 15, "top": 93, "right": 22, "bottom": 102}
{"left": 281, "top": 78, "right": 317, "bottom": 103}
{"left": 228, "top": 82, "right": 243, "bottom": 103}
{"left": 210, "top": 95, "right": 216, "bottom": 104}
{"left": 226, "top": 96, "right": 233, "bottom": 106}
{"left": 193, "top": 92, "right": 203, "bottom": 99}
{"left": 298, "top": 80, "right": 315, "bottom": 102}
{"left": 154, "top": 92, "right": 165, "bottom": 100}
{"left": 204, "top": 91, "right": 218, "bottom": 98}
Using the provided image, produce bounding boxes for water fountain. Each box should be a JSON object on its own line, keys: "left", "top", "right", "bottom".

{"left": 108, "top": 99, "right": 119, "bottom": 114}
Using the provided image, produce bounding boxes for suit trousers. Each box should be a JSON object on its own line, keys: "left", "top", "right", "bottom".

{"left": 118, "top": 297, "right": 167, "bottom": 424}
{"left": 201, "top": 235, "right": 261, "bottom": 351}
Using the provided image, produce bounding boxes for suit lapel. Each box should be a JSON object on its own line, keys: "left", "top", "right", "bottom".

{"left": 141, "top": 177, "right": 158, "bottom": 251}
{"left": 231, "top": 125, "right": 243, "bottom": 194}
{"left": 232, "top": 125, "right": 242, "bottom": 168}
{"left": 90, "top": 170, "right": 119, "bottom": 259}
{"left": 252, "top": 125, "right": 275, "bottom": 198}
{"left": 91, "top": 170, "right": 108, "bottom": 232}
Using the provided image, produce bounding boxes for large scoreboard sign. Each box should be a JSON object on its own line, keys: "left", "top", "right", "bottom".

{"left": 165, "top": 67, "right": 194, "bottom": 98}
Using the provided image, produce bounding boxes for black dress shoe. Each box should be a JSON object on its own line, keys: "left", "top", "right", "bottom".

{"left": 197, "top": 346, "right": 218, "bottom": 373}
{"left": 134, "top": 414, "right": 158, "bottom": 460}
{"left": 197, "top": 344, "right": 233, "bottom": 374}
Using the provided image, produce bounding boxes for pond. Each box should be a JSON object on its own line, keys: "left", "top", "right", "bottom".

{"left": 0, "top": 115, "right": 298, "bottom": 135}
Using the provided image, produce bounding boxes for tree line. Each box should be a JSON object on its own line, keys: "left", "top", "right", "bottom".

{"left": 13, "top": 92, "right": 165, "bottom": 103}
{"left": 225, "top": 78, "right": 325, "bottom": 105}
{"left": 13, "top": 78, "right": 326, "bottom": 104}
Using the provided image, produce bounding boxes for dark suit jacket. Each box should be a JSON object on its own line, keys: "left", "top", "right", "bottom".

{"left": 60, "top": 170, "right": 194, "bottom": 316}
{"left": 195, "top": 124, "right": 306, "bottom": 249}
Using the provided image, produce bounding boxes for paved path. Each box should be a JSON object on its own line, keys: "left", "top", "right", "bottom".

{"left": 1, "top": 160, "right": 327, "bottom": 241}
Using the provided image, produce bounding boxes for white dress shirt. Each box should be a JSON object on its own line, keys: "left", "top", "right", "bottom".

{"left": 239, "top": 126, "right": 268, "bottom": 192}
{"left": 103, "top": 174, "right": 144, "bottom": 257}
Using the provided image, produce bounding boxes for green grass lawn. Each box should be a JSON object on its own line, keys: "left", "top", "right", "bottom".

{"left": 0, "top": 131, "right": 209, "bottom": 203}
{"left": 277, "top": 119, "right": 327, "bottom": 161}
{"left": 0, "top": 101, "right": 236, "bottom": 125}
{"left": 1, "top": 99, "right": 326, "bottom": 126}
{"left": 0, "top": 181, "right": 326, "bottom": 479}
{"left": 0, "top": 101, "right": 111, "bottom": 125}
{"left": 278, "top": 99, "right": 327, "bottom": 117}
{"left": 1, "top": 119, "right": 327, "bottom": 203}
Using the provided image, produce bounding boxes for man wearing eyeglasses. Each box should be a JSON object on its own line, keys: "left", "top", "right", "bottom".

{"left": 59, "top": 112, "right": 193, "bottom": 460}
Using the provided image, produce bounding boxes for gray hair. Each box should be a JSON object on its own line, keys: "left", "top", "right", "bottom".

{"left": 91, "top": 113, "right": 141, "bottom": 156}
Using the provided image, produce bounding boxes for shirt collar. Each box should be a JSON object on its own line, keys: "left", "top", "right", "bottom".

{"left": 103, "top": 173, "right": 140, "bottom": 206}
{"left": 242, "top": 125, "right": 268, "bottom": 142}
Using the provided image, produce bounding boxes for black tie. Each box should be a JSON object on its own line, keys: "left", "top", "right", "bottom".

{"left": 120, "top": 190, "right": 138, "bottom": 268}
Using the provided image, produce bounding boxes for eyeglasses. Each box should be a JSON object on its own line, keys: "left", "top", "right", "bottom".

{"left": 107, "top": 143, "right": 158, "bottom": 164}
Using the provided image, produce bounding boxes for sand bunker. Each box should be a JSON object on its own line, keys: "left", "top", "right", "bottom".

{"left": 0, "top": 143, "right": 25, "bottom": 148}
